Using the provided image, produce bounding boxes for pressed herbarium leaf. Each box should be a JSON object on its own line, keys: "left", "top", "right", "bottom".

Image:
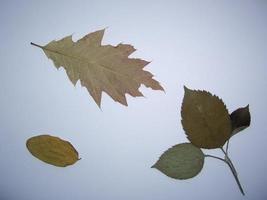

{"left": 31, "top": 29, "right": 164, "bottom": 107}
{"left": 26, "top": 135, "right": 79, "bottom": 167}
{"left": 181, "top": 86, "right": 232, "bottom": 149}
{"left": 230, "top": 105, "right": 251, "bottom": 136}
{"left": 152, "top": 143, "right": 204, "bottom": 179}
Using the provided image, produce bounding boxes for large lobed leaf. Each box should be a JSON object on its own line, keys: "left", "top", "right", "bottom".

{"left": 181, "top": 86, "right": 232, "bottom": 149}
{"left": 152, "top": 143, "right": 204, "bottom": 179}
{"left": 32, "top": 29, "right": 164, "bottom": 107}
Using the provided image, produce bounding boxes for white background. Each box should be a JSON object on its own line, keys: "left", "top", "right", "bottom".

{"left": 0, "top": 0, "right": 267, "bottom": 199}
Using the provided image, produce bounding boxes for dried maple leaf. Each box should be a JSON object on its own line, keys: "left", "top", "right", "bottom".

{"left": 31, "top": 29, "right": 164, "bottom": 107}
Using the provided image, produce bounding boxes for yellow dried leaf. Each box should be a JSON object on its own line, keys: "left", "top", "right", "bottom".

{"left": 26, "top": 135, "right": 79, "bottom": 167}
{"left": 31, "top": 29, "right": 164, "bottom": 107}
{"left": 181, "top": 86, "right": 232, "bottom": 149}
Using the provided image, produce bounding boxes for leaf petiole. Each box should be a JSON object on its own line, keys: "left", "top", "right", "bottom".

{"left": 225, "top": 139, "right": 230, "bottom": 154}
{"left": 204, "top": 154, "right": 226, "bottom": 163}
{"left": 30, "top": 42, "right": 43, "bottom": 49}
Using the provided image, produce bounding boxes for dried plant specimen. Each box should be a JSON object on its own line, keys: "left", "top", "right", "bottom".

{"left": 26, "top": 135, "right": 80, "bottom": 167}
{"left": 152, "top": 86, "right": 251, "bottom": 195}
{"left": 31, "top": 29, "right": 163, "bottom": 107}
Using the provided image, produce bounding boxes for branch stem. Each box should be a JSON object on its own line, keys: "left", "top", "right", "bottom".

{"left": 220, "top": 147, "right": 245, "bottom": 195}
{"left": 205, "top": 148, "right": 244, "bottom": 195}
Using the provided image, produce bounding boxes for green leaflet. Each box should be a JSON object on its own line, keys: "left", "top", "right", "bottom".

{"left": 152, "top": 143, "right": 204, "bottom": 179}
{"left": 181, "top": 86, "right": 232, "bottom": 149}
{"left": 26, "top": 135, "right": 80, "bottom": 167}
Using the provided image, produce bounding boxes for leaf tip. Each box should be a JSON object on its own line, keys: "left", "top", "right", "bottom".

{"left": 183, "top": 85, "right": 191, "bottom": 93}
{"left": 98, "top": 28, "right": 106, "bottom": 36}
{"left": 151, "top": 163, "right": 157, "bottom": 168}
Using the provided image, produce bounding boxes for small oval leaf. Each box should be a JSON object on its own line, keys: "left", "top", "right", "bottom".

{"left": 230, "top": 105, "right": 251, "bottom": 136}
{"left": 181, "top": 86, "right": 232, "bottom": 149}
{"left": 26, "top": 135, "right": 79, "bottom": 167}
{"left": 152, "top": 143, "right": 204, "bottom": 179}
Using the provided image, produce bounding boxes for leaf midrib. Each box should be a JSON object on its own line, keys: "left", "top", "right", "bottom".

{"left": 38, "top": 44, "right": 142, "bottom": 85}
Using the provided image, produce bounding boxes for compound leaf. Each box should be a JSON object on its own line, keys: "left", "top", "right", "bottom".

{"left": 31, "top": 29, "right": 164, "bottom": 107}
{"left": 152, "top": 143, "right": 204, "bottom": 179}
{"left": 26, "top": 135, "right": 79, "bottom": 167}
{"left": 230, "top": 105, "right": 251, "bottom": 136}
{"left": 181, "top": 86, "right": 232, "bottom": 149}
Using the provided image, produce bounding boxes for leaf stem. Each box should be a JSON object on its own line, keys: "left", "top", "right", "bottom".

{"left": 220, "top": 147, "right": 245, "bottom": 195}
{"left": 204, "top": 154, "right": 226, "bottom": 163}
{"left": 30, "top": 42, "right": 43, "bottom": 49}
{"left": 226, "top": 139, "right": 230, "bottom": 154}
